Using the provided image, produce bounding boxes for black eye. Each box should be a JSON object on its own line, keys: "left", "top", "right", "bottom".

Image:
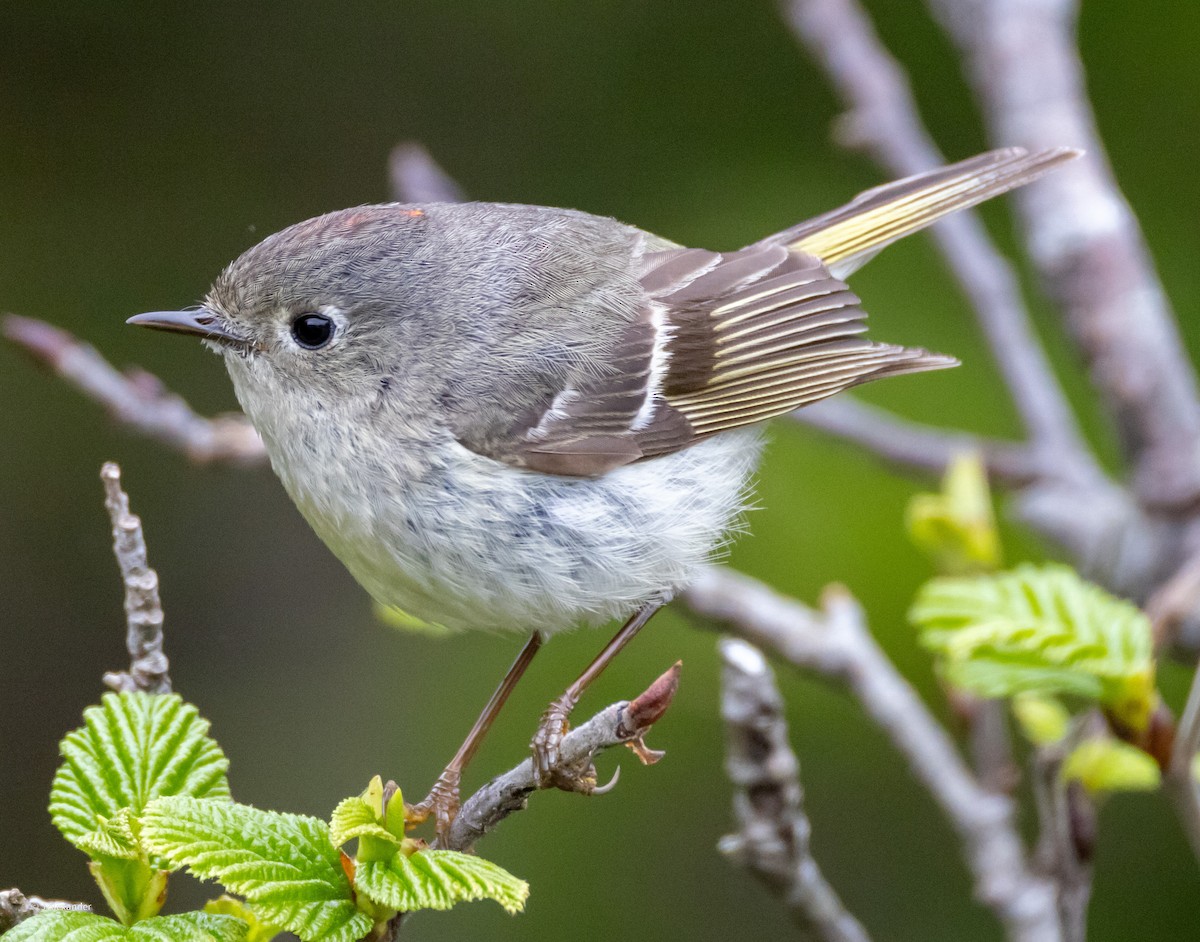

{"left": 291, "top": 313, "right": 335, "bottom": 350}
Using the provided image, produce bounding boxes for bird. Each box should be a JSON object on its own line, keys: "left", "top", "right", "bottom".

{"left": 129, "top": 146, "right": 1079, "bottom": 835}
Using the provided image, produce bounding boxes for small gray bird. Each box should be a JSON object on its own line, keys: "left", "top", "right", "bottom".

{"left": 130, "top": 147, "right": 1078, "bottom": 833}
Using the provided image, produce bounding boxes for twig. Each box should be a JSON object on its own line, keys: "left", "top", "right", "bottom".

{"left": 441, "top": 662, "right": 681, "bottom": 852}
{"left": 1029, "top": 724, "right": 1097, "bottom": 942}
{"left": 717, "top": 637, "right": 872, "bottom": 942}
{"left": 790, "top": 397, "right": 1038, "bottom": 485}
{"left": 3, "top": 315, "right": 266, "bottom": 466}
{"left": 683, "top": 567, "right": 1062, "bottom": 942}
{"left": 778, "top": 0, "right": 1097, "bottom": 485}
{"left": 0, "top": 889, "right": 90, "bottom": 933}
{"left": 100, "top": 462, "right": 172, "bottom": 694}
{"left": 1167, "top": 659, "right": 1200, "bottom": 864}
{"left": 389, "top": 143, "right": 466, "bottom": 204}
{"left": 927, "top": 0, "right": 1200, "bottom": 510}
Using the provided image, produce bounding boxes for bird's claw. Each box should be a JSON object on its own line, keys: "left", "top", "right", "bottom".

{"left": 532, "top": 695, "right": 596, "bottom": 792}
{"left": 406, "top": 768, "right": 462, "bottom": 843}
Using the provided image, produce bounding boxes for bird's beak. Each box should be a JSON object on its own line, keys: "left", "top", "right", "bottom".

{"left": 126, "top": 309, "right": 248, "bottom": 347}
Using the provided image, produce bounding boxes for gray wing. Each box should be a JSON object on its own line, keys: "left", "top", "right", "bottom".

{"left": 469, "top": 241, "right": 953, "bottom": 477}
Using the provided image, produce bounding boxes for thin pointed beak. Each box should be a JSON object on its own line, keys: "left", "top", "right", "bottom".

{"left": 126, "top": 309, "right": 247, "bottom": 346}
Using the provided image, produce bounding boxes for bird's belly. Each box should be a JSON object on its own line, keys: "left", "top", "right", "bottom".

{"left": 271, "top": 427, "right": 762, "bottom": 634}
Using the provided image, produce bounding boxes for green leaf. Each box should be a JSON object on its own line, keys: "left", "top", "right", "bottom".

{"left": 141, "top": 797, "right": 371, "bottom": 942}
{"left": 329, "top": 794, "right": 397, "bottom": 850}
{"left": 1062, "top": 739, "right": 1161, "bottom": 793}
{"left": 356, "top": 849, "right": 529, "bottom": 915}
{"left": 51, "top": 693, "right": 230, "bottom": 855}
{"left": 76, "top": 809, "right": 142, "bottom": 861}
{"left": 1011, "top": 694, "right": 1070, "bottom": 746}
{"left": 329, "top": 777, "right": 405, "bottom": 862}
{"left": 2, "top": 911, "right": 247, "bottom": 942}
{"left": 906, "top": 452, "right": 1001, "bottom": 575}
{"left": 202, "top": 897, "right": 283, "bottom": 942}
{"left": 88, "top": 858, "right": 168, "bottom": 925}
{"left": 373, "top": 602, "right": 451, "bottom": 637}
{"left": 910, "top": 564, "right": 1156, "bottom": 728}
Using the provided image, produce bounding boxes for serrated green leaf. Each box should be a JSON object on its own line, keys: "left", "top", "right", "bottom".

{"left": 356, "top": 849, "right": 528, "bottom": 915}
{"left": 1011, "top": 694, "right": 1070, "bottom": 746}
{"left": 2, "top": 911, "right": 247, "bottom": 942}
{"left": 328, "top": 794, "right": 398, "bottom": 851}
{"left": 1062, "top": 739, "right": 1161, "bottom": 793}
{"left": 906, "top": 452, "right": 1001, "bottom": 575}
{"left": 51, "top": 693, "right": 230, "bottom": 856}
{"left": 910, "top": 564, "right": 1155, "bottom": 727}
{"left": 141, "top": 797, "right": 370, "bottom": 942}
{"left": 76, "top": 809, "right": 142, "bottom": 861}
{"left": 203, "top": 896, "right": 283, "bottom": 942}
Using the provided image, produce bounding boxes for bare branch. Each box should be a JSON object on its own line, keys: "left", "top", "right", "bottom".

{"left": 3, "top": 315, "right": 265, "bottom": 466}
{"left": 0, "top": 889, "right": 90, "bottom": 933}
{"left": 718, "top": 637, "right": 872, "bottom": 942}
{"left": 100, "top": 462, "right": 171, "bottom": 694}
{"left": 779, "top": 0, "right": 1096, "bottom": 483}
{"left": 441, "top": 662, "right": 681, "bottom": 852}
{"left": 683, "top": 567, "right": 1062, "bottom": 942}
{"left": 1029, "top": 724, "right": 1097, "bottom": 942}
{"left": 389, "top": 143, "right": 466, "bottom": 204}
{"left": 927, "top": 0, "right": 1200, "bottom": 510}
{"left": 1167, "top": 659, "right": 1200, "bottom": 864}
{"left": 790, "top": 397, "right": 1039, "bottom": 485}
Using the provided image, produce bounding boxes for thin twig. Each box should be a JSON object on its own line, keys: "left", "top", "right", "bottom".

{"left": 790, "top": 397, "right": 1039, "bottom": 485}
{"left": 3, "top": 315, "right": 266, "bottom": 466}
{"left": 0, "top": 889, "right": 90, "bottom": 933}
{"left": 440, "top": 662, "right": 681, "bottom": 852}
{"left": 779, "top": 0, "right": 1097, "bottom": 485}
{"left": 389, "top": 143, "right": 466, "bottom": 204}
{"left": 100, "top": 462, "right": 172, "bottom": 694}
{"left": 927, "top": 0, "right": 1200, "bottom": 510}
{"left": 684, "top": 567, "right": 1062, "bottom": 942}
{"left": 1167, "top": 659, "right": 1200, "bottom": 863}
{"left": 1029, "top": 723, "right": 1097, "bottom": 942}
{"left": 718, "top": 637, "right": 872, "bottom": 942}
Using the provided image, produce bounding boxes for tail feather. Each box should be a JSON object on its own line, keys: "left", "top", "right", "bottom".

{"left": 762, "top": 147, "right": 1081, "bottom": 278}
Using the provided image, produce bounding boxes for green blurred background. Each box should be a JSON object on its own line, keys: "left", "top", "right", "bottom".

{"left": 3, "top": 1, "right": 1199, "bottom": 938}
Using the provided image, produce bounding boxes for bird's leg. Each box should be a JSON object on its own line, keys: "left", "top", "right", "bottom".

{"left": 408, "top": 631, "right": 544, "bottom": 841}
{"left": 532, "top": 596, "right": 669, "bottom": 788}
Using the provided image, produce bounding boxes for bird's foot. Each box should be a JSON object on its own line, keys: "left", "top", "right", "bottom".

{"left": 531, "top": 694, "right": 600, "bottom": 792}
{"left": 405, "top": 767, "right": 462, "bottom": 844}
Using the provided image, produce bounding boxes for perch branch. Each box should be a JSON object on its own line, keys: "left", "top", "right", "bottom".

{"left": 3, "top": 315, "right": 265, "bottom": 466}
{"left": 779, "top": 0, "right": 1096, "bottom": 485}
{"left": 100, "top": 462, "right": 172, "bottom": 694}
{"left": 718, "top": 637, "right": 872, "bottom": 942}
{"left": 684, "top": 567, "right": 1062, "bottom": 942}
{"left": 927, "top": 0, "right": 1200, "bottom": 510}
{"left": 441, "top": 662, "right": 681, "bottom": 852}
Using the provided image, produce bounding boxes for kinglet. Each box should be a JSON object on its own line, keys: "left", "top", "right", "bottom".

{"left": 130, "top": 147, "right": 1078, "bottom": 832}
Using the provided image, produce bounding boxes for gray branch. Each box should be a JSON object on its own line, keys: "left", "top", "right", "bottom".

{"left": 927, "top": 0, "right": 1200, "bottom": 511}
{"left": 3, "top": 315, "right": 266, "bottom": 466}
{"left": 0, "top": 889, "right": 90, "bottom": 933}
{"left": 441, "top": 662, "right": 680, "bottom": 852}
{"left": 718, "top": 637, "right": 872, "bottom": 942}
{"left": 790, "top": 397, "right": 1038, "bottom": 485}
{"left": 100, "top": 462, "right": 172, "bottom": 694}
{"left": 1167, "top": 659, "right": 1200, "bottom": 863}
{"left": 684, "top": 567, "right": 1062, "bottom": 942}
{"left": 779, "top": 0, "right": 1096, "bottom": 484}
{"left": 389, "top": 143, "right": 466, "bottom": 204}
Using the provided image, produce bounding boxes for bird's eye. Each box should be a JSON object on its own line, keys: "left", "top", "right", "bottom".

{"left": 291, "top": 313, "right": 335, "bottom": 350}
